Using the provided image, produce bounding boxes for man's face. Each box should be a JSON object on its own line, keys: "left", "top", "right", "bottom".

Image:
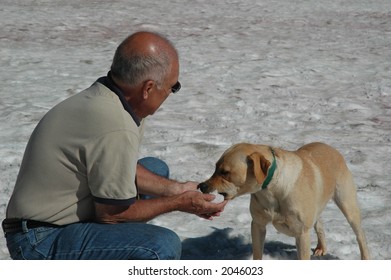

{"left": 144, "top": 58, "right": 180, "bottom": 117}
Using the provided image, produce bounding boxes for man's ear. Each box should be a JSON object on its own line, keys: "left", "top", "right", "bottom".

{"left": 248, "top": 152, "right": 271, "bottom": 184}
{"left": 142, "top": 80, "right": 155, "bottom": 99}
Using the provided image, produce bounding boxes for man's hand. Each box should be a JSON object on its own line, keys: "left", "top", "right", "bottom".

{"left": 173, "top": 191, "right": 228, "bottom": 220}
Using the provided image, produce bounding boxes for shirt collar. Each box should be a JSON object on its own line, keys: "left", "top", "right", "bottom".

{"left": 96, "top": 71, "right": 141, "bottom": 126}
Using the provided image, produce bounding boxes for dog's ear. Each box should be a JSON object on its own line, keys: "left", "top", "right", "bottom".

{"left": 248, "top": 152, "right": 271, "bottom": 184}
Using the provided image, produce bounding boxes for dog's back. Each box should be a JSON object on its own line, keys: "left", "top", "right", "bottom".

{"left": 294, "top": 142, "right": 357, "bottom": 204}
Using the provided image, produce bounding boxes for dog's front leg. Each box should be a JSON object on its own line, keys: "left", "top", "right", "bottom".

{"left": 251, "top": 220, "right": 267, "bottom": 260}
{"left": 295, "top": 231, "right": 311, "bottom": 260}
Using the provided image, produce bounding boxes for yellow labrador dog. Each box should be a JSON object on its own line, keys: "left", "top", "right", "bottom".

{"left": 198, "top": 142, "right": 369, "bottom": 260}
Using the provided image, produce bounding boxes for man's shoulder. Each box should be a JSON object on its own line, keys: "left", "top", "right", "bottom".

{"left": 78, "top": 82, "right": 121, "bottom": 104}
{"left": 56, "top": 82, "right": 122, "bottom": 117}
{"left": 40, "top": 82, "right": 136, "bottom": 137}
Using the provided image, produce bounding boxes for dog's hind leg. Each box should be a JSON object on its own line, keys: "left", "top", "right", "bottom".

{"left": 313, "top": 217, "right": 327, "bottom": 256}
{"left": 334, "top": 167, "right": 370, "bottom": 260}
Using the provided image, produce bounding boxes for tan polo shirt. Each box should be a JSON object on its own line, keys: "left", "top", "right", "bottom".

{"left": 6, "top": 81, "right": 144, "bottom": 225}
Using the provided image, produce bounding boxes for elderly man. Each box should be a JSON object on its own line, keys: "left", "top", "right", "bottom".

{"left": 2, "top": 32, "right": 227, "bottom": 260}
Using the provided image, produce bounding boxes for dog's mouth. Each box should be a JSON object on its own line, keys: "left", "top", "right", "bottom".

{"left": 198, "top": 183, "right": 232, "bottom": 200}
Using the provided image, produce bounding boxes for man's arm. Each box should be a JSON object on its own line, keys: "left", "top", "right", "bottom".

{"left": 94, "top": 162, "right": 228, "bottom": 223}
{"left": 135, "top": 163, "right": 197, "bottom": 197}
{"left": 94, "top": 191, "right": 227, "bottom": 223}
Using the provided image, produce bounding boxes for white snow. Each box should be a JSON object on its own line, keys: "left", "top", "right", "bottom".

{"left": 1, "top": 0, "right": 390, "bottom": 260}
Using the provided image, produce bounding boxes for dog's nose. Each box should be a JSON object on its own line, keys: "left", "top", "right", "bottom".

{"left": 197, "top": 182, "right": 209, "bottom": 193}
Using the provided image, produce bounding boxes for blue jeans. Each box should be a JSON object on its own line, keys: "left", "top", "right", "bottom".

{"left": 5, "top": 157, "right": 181, "bottom": 260}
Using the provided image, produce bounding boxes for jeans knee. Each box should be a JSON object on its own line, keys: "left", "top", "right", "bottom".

{"left": 157, "top": 228, "right": 182, "bottom": 260}
{"left": 138, "top": 157, "right": 170, "bottom": 178}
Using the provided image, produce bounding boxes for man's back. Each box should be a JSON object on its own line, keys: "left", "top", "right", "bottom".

{"left": 6, "top": 82, "right": 142, "bottom": 225}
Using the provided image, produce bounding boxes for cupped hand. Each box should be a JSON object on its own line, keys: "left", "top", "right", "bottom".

{"left": 175, "top": 191, "right": 228, "bottom": 220}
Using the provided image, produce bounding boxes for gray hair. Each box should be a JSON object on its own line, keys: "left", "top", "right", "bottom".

{"left": 110, "top": 36, "right": 173, "bottom": 87}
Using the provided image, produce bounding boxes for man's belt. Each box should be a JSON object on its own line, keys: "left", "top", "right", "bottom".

{"left": 2, "top": 218, "right": 60, "bottom": 234}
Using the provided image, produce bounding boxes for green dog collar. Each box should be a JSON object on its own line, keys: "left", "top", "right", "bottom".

{"left": 261, "top": 148, "right": 277, "bottom": 190}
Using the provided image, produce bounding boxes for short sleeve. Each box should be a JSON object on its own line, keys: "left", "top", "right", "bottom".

{"left": 86, "top": 130, "right": 139, "bottom": 205}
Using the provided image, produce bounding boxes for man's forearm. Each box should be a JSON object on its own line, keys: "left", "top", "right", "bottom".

{"left": 95, "top": 197, "right": 178, "bottom": 223}
{"left": 95, "top": 191, "right": 228, "bottom": 224}
{"left": 136, "top": 164, "right": 182, "bottom": 197}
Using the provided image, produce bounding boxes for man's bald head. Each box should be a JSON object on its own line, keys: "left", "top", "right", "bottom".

{"left": 110, "top": 32, "right": 178, "bottom": 87}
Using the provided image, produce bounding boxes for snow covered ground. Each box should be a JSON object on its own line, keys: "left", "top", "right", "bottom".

{"left": 0, "top": 0, "right": 390, "bottom": 260}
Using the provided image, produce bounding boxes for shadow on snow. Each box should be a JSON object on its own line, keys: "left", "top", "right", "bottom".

{"left": 181, "top": 227, "right": 339, "bottom": 260}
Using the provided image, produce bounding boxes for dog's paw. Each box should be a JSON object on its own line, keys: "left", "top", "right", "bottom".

{"left": 313, "top": 246, "right": 327, "bottom": 256}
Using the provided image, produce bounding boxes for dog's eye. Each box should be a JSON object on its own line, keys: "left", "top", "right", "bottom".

{"left": 219, "top": 170, "right": 230, "bottom": 176}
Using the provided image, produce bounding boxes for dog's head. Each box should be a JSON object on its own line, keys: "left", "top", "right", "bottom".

{"left": 198, "top": 143, "right": 276, "bottom": 200}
